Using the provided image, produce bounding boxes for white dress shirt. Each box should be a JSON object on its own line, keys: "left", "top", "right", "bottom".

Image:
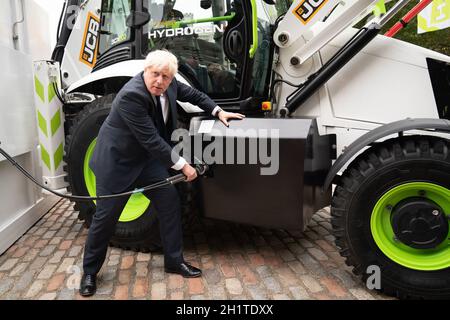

{"left": 159, "top": 93, "right": 170, "bottom": 124}
{"left": 156, "top": 94, "right": 222, "bottom": 171}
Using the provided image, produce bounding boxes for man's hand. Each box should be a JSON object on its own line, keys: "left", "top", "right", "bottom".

{"left": 181, "top": 163, "right": 197, "bottom": 182}
{"left": 218, "top": 110, "right": 245, "bottom": 127}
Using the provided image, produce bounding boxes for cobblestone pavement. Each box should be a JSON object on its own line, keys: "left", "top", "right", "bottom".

{"left": 0, "top": 199, "right": 392, "bottom": 300}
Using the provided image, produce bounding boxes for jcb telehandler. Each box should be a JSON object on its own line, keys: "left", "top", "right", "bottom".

{"left": 31, "top": 0, "right": 450, "bottom": 299}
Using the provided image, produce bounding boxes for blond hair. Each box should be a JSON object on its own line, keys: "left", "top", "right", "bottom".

{"left": 144, "top": 50, "right": 178, "bottom": 76}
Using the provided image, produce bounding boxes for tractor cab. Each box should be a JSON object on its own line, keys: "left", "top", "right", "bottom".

{"left": 96, "top": 0, "right": 285, "bottom": 110}
{"left": 56, "top": 0, "right": 291, "bottom": 112}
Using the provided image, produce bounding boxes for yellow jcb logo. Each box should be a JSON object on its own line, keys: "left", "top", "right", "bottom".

{"left": 79, "top": 12, "right": 100, "bottom": 68}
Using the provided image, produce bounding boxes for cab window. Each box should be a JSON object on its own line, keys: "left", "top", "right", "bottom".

{"left": 99, "top": 0, "right": 133, "bottom": 55}
{"left": 144, "top": 0, "right": 241, "bottom": 99}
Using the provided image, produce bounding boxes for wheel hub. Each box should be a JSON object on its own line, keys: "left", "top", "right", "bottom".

{"left": 391, "top": 197, "right": 449, "bottom": 249}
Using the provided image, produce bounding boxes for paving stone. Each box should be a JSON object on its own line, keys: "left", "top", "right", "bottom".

{"left": 188, "top": 278, "right": 205, "bottom": 295}
{"left": 298, "top": 239, "right": 314, "bottom": 248}
{"left": 29, "top": 257, "right": 48, "bottom": 271}
{"left": 320, "top": 277, "right": 348, "bottom": 298}
{"left": 287, "top": 261, "right": 307, "bottom": 275}
{"left": 151, "top": 268, "right": 165, "bottom": 281}
{"left": 164, "top": 275, "right": 181, "bottom": 291}
{"left": 262, "top": 276, "right": 282, "bottom": 293}
{"left": 11, "top": 270, "right": 36, "bottom": 293}
{"left": 210, "top": 285, "right": 227, "bottom": 300}
{"left": 65, "top": 232, "right": 78, "bottom": 240}
{"left": 300, "top": 275, "right": 324, "bottom": 293}
{"left": 151, "top": 282, "right": 167, "bottom": 300}
{"left": 9, "top": 262, "right": 29, "bottom": 277}
{"left": 50, "top": 223, "right": 64, "bottom": 231}
{"left": 0, "top": 258, "right": 19, "bottom": 271}
{"left": 277, "top": 267, "right": 300, "bottom": 287}
{"left": 48, "top": 251, "right": 65, "bottom": 264}
{"left": 68, "top": 245, "right": 82, "bottom": 257}
{"left": 289, "top": 286, "right": 311, "bottom": 300}
{"left": 255, "top": 265, "right": 272, "bottom": 278}
{"left": 47, "top": 273, "right": 66, "bottom": 291}
{"left": 350, "top": 286, "right": 382, "bottom": 300}
{"left": 248, "top": 253, "right": 265, "bottom": 266}
{"left": 96, "top": 281, "right": 114, "bottom": 295}
{"left": 136, "top": 252, "right": 151, "bottom": 262}
{"left": 204, "top": 268, "right": 222, "bottom": 285}
{"left": 42, "top": 230, "right": 57, "bottom": 239}
{"left": 330, "top": 269, "right": 357, "bottom": 288}
{"left": 169, "top": 291, "right": 184, "bottom": 300}
{"left": 37, "top": 265, "right": 58, "bottom": 280}
{"left": 56, "top": 288, "right": 76, "bottom": 300}
{"left": 247, "top": 284, "right": 268, "bottom": 300}
{"left": 114, "top": 285, "right": 129, "bottom": 300}
{"left": 279, "top": 249, "right": 297, "bottom": 262}
{"left": 12, "top": 247, "right": 29, "bottom": 258}
{"left": 120, "top": 255, "right": 134, "bottom": 269}
{"left": 132, "top": 277, "right": 149, "bottom": 298}
{"left": 56, "top": 227, "right": 70, "bottom": 237}
{"left": 307, "top": 247, "right": 329, "bottom": 261}
{"left": 273, "top": 293, "right": 291, "bottom": 300}
{"left": 0, "top": 278, "right": 14, "bottom": 296}
{"left": 237, "top": 265, "right": 258, "bottom": 285}
{"left": 297, "top": 252, "right": 326, "bottom": 276}
{"left": 57, "top": 258, "right": 76, "bottom": 273}
{"left": 0, "top": 199, "right": 390, "bottom": 300}
{"left": 225, "top": 278, "right": 243, "bottom": 295}
{"left": 40, "top": 245, "right": 57, "bottom": 257}
{"left": 118, "top": 269, "right": 132, "bottom": 285}
{"left": 135, "top": 262, "right": 149, "bottom": 278}
{"left": 39, "top": 292, "right": 57, "bottom": 300}
{"left": 49, "top": 237, "right": 63, "bottom": 245}
{"left": 25, "top": 280, "right": 45, "bottom": 298}
{"left": 219, "top": 263, "right": 236, "bottom": 278}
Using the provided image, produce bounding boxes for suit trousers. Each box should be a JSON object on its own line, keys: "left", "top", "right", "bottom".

{"left": 82, "top": 160, "right": 183, "bottom": 275}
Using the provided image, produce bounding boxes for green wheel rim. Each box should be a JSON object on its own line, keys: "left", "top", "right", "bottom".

{"left": 83, "top": 139, "right": 150, "bottom": 222}
{"left": 371, "top": 182, "right": 450, "bottom": 271}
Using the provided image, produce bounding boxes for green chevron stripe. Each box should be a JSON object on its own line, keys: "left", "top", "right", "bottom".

{"left": 37, "top": 110, "right": 48, "bottom": 137}
{"left": 34, "top": 76, "right": 45, "bottom": 103}
{"left": 40, "top": 144, "right": 51, "bottom": 170}
{"left": 51, "top": 110, "right": 61, "bottom": 136}
{"left": 54, "top": 143, "right": 64, "bottom": 170}
{"left": 48, "top": 82, "right": 56, "bottom": 103}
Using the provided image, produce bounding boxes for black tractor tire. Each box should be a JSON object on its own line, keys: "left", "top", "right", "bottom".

{"left": 331, "top": 135, "right": 450, "bottom": 299}
{"left": 64, "top": 94, "right": 199, "bottom": 252}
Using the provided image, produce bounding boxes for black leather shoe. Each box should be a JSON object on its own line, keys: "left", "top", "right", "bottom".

{"left": 165, "top": 262, "right": 202, "bottom": 278}
{"left": 79, "top": 274, "right": 97, "bottom": 297}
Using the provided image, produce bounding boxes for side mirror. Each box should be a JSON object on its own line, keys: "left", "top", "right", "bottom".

{"left": 126, "top": 10, "right": 151, "bottom": 28}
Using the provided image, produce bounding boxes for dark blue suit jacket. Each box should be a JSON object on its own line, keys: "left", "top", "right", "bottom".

{"left": 90, "top": 71, "right": 216, "bottom": 192}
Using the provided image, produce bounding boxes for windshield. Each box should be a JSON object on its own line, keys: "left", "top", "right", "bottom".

{"left": 143, "top": 0, "right": 239, "bottom": 97}
{"left": 99, "top": 0, "right": 133, "bottom": 55}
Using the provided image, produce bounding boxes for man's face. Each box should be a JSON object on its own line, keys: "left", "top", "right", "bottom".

{"left": 144, "top": 65, "right": 174, "bottom": 96}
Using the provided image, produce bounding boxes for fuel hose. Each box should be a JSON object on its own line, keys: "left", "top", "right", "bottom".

{"left": 0, "top": 143, "right": 208, "bottom": 202}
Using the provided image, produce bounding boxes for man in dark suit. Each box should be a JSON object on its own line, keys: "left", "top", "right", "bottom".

{"left": 79, "top": 50, "right": 244, "bottom": 297}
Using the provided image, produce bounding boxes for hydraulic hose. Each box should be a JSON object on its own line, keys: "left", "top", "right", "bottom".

{"left": 0, "top": 143, "right": 208, "bottom": 202}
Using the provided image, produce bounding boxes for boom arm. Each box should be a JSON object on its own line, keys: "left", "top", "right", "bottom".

{"left": 274, "top": 0, "right": 414, "bottom": 66}
{"left": 273, "top": 0, "right": 413, "bottom": 115}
